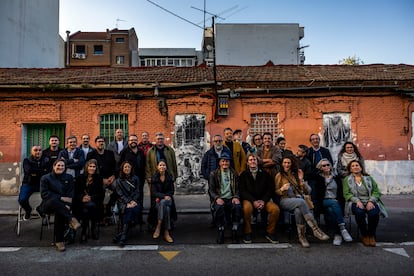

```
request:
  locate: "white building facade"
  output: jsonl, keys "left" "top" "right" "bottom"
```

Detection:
{"left": 0, "top": 0, "right": 64, "bottom": 68}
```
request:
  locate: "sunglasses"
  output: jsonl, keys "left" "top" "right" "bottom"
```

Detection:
{"left": 213, "top": 140, "right": 223, "bottom": 143}
{"left": 321, "top": 164, "right": 330, "bottom": 167}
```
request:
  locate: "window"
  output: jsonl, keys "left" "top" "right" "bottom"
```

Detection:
{"left": 115, "top": 37, "right": 125, "bottom": 43}
{"left": 116, "top": 56, "right": 125, "bottom": 64}
{"left": 100, "top": 113, "right": 128, "bottom": 146}
{"left": 75, "top": 45, "right": 86, "bottom": 54}
{"left": 250, "top": 113, "right": 279, "bottom": 140}
{"left": 93, "top": 45, "right": 103, "bottom": 55}
{"left": 24, "top": 124, "right": 65, "bottom": 157}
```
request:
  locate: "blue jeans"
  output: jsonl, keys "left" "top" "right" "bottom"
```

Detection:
{"left": 18, "top": 184, "right": 39, "bottom": 214}
{"left": 352, "top": 202, "right": 380, "bottom": 236}
{"left": 323, "top": 199, "right": 345, "bottom": 234}
{"left": 121, "top": 205, "right": 142, "bottom": 225}
{"left": 156, "top": 199, "right": 173, "bottom": 230}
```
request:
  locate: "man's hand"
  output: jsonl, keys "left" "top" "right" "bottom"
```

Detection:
{"left": 216, "top": 198, "right": 224, "bottom": 205}
{"left": 232, "top": 197, "right": 240, "bottom": 205}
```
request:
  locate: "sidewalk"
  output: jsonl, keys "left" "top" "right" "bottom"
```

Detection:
{"left": 1, "top": 193, "right": 413, "bottom": 216}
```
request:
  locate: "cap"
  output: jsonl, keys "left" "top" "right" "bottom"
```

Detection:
{"left": 219, "top": 152, "right": 232, "bottom": 161}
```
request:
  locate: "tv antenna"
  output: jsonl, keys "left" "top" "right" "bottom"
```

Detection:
{"left": 146, "top": 0, "right": 203, "bottom": 30}
{"left": 116, "top": 18, "right": 126, "bottom": 28}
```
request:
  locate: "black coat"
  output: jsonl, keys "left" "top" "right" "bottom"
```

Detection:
{"left": 73, "top": 174, "right": 105, "bottom": 217}
{"left": 239, "top": 168, "right": 274, "bottom": 203}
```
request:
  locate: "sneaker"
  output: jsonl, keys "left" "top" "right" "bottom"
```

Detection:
{"left": 243, "top": 233, "right": 252, "bottom": 244}
{"left": 24, "top": 212, "right": 31, "bottom": 221}
{"left": 265, "top": 233, "right": 279, "bottom": 244}
{"left": 69, "top": 217, "right": 81, "bottom": 230}
{"left": 333, "top": 234, "right": 343, "bottom": 246}
{"left": 341, "top": 228, "right": 353, "bottom": 242}
{"left": 55, "top": 242, "right": 66, "bottom": 252}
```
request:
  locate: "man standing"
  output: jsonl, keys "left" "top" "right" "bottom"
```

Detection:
{"left": 256, "top": 132, "right": 282, "bottom": 179}
{"left": 201, "top": 134, "right": 233, "bottom": 180}
{"left": 42, "top": 135, "right": 62, "bottom": 173}
{"left": 145, "top": 132, "right": 177, "bottom": 184}
{"left": 223, "top": 127, "right": 246, "bottom": 175}
{"left": 295, "top": 144, "right": 312, "bottom": 181}
{"left": 138, "top": 131, "right": 153, "bottom": 157}
{"left": 87, "top": 136, "right": 117, "bottom": 223}
{"left": 58, "top": 135, "right": 85, "bottom": 178}
{"left": 107, "top": 128, "right": 128, "bottom": 165}
{"left": 209, "top": 152, "right": 242, "bottom": 244}
{"left": 145, "top": 132, "right": 177, "bottom": 228}
{"left": 18, "top": 145, "right": 48, "bottom": 219}
{"left": 306, "top": 133, "right": 334, "bottom": 215}
{"left": 79, "top": 134, "right": 94, "bottom": 160}
{"left": 239, "top": 153, "right": 280, "bottom": 244}
{"left": 233, "top": 129, "right": 251, "bottom": 154}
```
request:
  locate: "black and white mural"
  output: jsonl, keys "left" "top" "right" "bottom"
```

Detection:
{"left": 322, "top": 113, "right": 351, "bottom": 165}
{"left": 174, "top": 114, "right": 208, "bottom": 194}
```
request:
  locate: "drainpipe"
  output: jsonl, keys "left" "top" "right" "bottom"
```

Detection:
{"left": 66, "top": 31, "right": 70, "bottom": 67}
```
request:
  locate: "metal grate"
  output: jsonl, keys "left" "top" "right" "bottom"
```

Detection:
{"left": 26, "top": 124, "right": 65, "bottom": 156}
{"left": 100, "top": 113, "right": 129, "bottom": 145}
{"left": 250, "top": 113, "right": 279, "bottom": 140}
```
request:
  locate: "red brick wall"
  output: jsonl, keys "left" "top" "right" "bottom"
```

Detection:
{"left": 0, "top": 91, "right": 412, "bottom": 163}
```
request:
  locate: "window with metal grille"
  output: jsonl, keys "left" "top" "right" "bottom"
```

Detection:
{"left": 100, "top": 114, "right": 128, "bottom": 145}
{"left": 250, "top": 113, "right": 279, "bottom": 140}
{"left": 24, "top": 124, "right": 65, "bottom": 157}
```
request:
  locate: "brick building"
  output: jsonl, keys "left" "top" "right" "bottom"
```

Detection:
{"left": 0, "top": 64, "right": 413, "bottom": 196}
{"left": 67, "top": 28, "right": 138, "bottom": 67}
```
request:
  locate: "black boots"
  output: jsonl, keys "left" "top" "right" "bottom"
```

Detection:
{"left": 119, "top": 224, "right": 129, "bottom": 247}
{"left": 216, "top": 227, "right": 225, "bottom": 244}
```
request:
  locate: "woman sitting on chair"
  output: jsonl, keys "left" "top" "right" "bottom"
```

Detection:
{"left": 74, "top": 159, "right": 105, "bottom": 243}
{"left": 113, "top": 161, "right": 141, "bottom": 247}
{"left": 151, "top": 159, "right": 177, "bottom": 243}
{"left": 343, "top": 159, "right": 387, "bottom": 247}
{"left": 315, "top": 158, "right": 352, "bottom": 246}
{"left": 38, "top": 159, "right": 81, "bottom": 252}
{"left": 275, "top": 156, "right": 329, "bottom": 248}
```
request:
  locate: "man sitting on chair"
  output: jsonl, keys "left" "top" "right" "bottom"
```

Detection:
{"left": 239, "top": 153, "right": 280, "bottom": 244}
{"left": 18, "top": 145, "right": 48, "bottom": 220}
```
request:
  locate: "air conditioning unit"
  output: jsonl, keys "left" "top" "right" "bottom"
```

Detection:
{"left": 72, "top": 53, "right": 86, "bottom": 59}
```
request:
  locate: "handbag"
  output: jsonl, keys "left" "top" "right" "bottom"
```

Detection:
{"left": 304, "top": 195, "right": 314, "bottom": 210}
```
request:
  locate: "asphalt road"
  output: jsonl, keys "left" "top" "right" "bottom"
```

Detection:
{"left": 1, "top": 208, "right": 413, "bottom": 275}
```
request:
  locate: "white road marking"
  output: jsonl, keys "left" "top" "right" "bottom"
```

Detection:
{"left": 227, "top": 243, "right": 291, "bottom": 249}
{"left": 383, "top": 248, "right": 410, "bottom": 258}
{"left": 0, "top": 247, "right": 21, "bottom": 252}
{"left": 94, "top": 245, "right": 159, "bottom": 251}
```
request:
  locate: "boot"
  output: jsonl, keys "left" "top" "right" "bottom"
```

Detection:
{"left": 80, "top": 226, "right": 87, "bottom": 244}
{"left": 91, "top": 223, "right": 99, "bottom": 240}
{"left": 304, "top": 214, "right": 329, "bottom": 241}
{"left": 338, "top": 223, "right": 353, "bottom": 242}
{"left": 231, "top": 229, "right": 239, "bottom": 244}
{"left": 119, "top": 224, "right": 129, "bottom": 247}
{"left": 217, "top": 227, "right": 225, "bottom": 244}
{"left": 153, "top": 220, "right": 162, "bottom": 239}
{"left": 297, "top": 224, "right": 310, "bottom": 248}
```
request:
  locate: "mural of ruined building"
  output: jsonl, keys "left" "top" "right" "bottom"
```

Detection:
{"left": 323, "top": 113, "right": 351, "bottom": 165}
{"left": 174, "top": 114, "right": 207, "bottom": 195}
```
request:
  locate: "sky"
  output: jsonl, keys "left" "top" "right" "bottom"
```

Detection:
{"left": 59, "top": 0, "right": 414, "bottom": 65}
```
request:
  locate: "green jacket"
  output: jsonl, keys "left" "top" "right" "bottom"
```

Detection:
{"left": 145, "top": 145, "right": 178, "bottom": 182}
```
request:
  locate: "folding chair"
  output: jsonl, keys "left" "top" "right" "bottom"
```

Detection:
{"left": 15, "top": 192, "right": 42, "bottom": 236}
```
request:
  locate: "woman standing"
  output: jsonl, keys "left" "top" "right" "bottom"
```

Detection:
{"left": 113, "top": 161, "right": 141, "bottom": 247}
{"left": 39, "top": 159, "right": 81, "bottom": 252}
{"left": 275, "top": 156, "right": 329, "bottom": 248}
{"left": 151, "top": 160, "right": 177, "bottom": 243}
{"left": 316, "top": 158, "right": 352, "bottom": 246}
{"left": 74, "top": 159, "right": 105, "bottom": 243}
{"left": 336, "top": 142, "right": 365, "bottom": 179}
{"left": 343, "top": 160, "right": 387, "bottom": 247}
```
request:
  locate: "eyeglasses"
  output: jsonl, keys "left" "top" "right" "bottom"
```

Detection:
{"left": 213, "top": 140, "right": 222, "bottom": 143}
{"left": 321, "top": 164, "right": 330, "bottom": 167}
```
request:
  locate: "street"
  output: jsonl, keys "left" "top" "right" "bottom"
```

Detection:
{"left": 1, "top": 201, "right": 413, "bottom": 276}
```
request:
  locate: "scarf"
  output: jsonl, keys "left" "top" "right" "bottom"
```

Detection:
{"left": 249, "top": 168, "right": 258, "bottom": 180}
{"left": 341, "top": 152, "right": 358, "bottom": 167}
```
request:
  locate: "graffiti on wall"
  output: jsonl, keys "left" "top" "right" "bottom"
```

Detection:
{"left": 322, "top": 113, "right": 351, "bottom": 165}
{"left": 174, "top": 114, "right": 208, "bottom": 195}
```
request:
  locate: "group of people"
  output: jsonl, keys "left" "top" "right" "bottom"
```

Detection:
{"left": 202, "top": 129, "right": 386, "bottom": 248}
{"left": 18, "top": 127, "right": 386, "bottom": 251}
{"left": 19, "top": 131, "right": 178, "bottom": 251}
